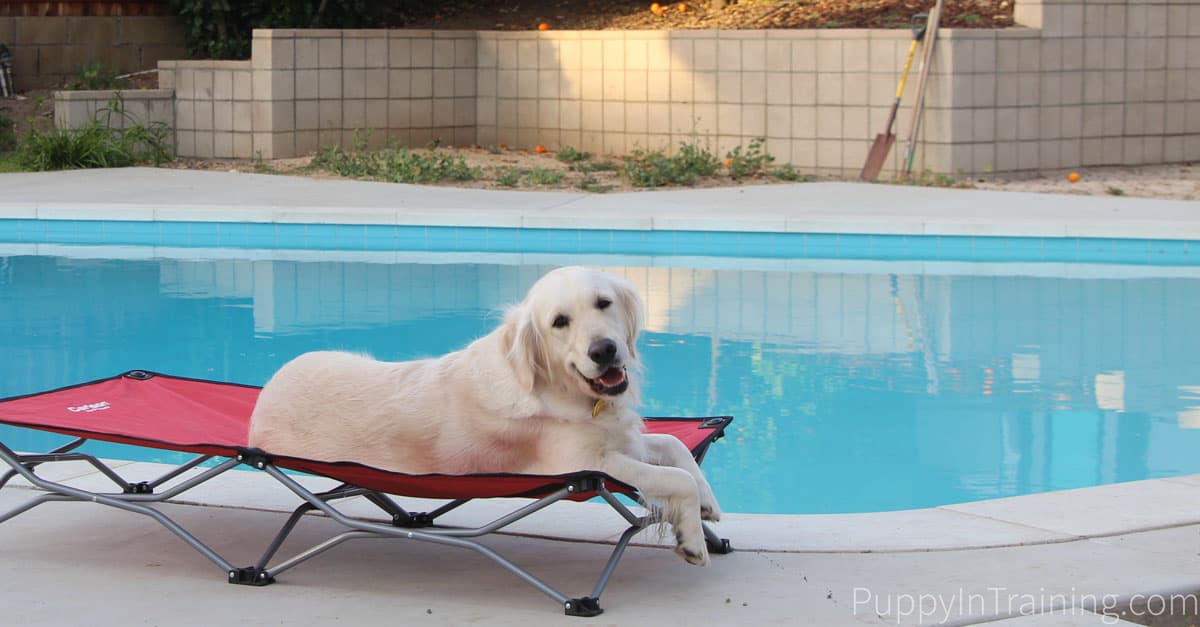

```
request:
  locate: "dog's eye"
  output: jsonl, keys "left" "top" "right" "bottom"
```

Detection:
{"left": 552, "top": 314, "right": 570, "bottom": 329}
{"left": 596, "top": 298, "right": 612, "bottom": 310}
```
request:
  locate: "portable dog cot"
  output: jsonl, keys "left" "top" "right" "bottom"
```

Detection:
{"left": 0, "top": 370, "right": 732, "bottom": 617}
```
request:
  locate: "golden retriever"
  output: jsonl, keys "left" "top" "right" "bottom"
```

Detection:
{"left": 247, "top": 266, "right": 721, "bottom": 564}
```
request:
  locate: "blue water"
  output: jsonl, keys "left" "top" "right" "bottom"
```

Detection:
{"left": 3, "top": 249, "right": 1200, "bottom": 514}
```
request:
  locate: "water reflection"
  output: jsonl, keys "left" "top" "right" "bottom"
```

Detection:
{"left": 3, "top": 254, "right": 1200, "bottom": 514}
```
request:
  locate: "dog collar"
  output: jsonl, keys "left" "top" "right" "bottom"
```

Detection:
{"left": 592, "top": 399, "right": 608, "bottom": 418}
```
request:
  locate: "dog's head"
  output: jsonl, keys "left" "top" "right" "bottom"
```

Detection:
{"left": 503, "top": 266, "right": 644, "bottom": 405}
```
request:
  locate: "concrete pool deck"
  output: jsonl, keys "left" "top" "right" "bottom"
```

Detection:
{"left": 2, "top": 167, "right": 1200, "bottom": 625}
{"left": 1, "top": 167, "right": 1200, "bottom": 241}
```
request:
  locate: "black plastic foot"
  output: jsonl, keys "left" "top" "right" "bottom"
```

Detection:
{"left": 564, "top": 597, "right": 603, "bottom": 617}
{"left": 228, "top": 567, "right": 275, "bottom": 586}
{"left": 706, "top": 536, "right": 733, "bottom": 555}
{"left": 393, "top": 512, "right": 435, "bottom": 528}
{"left": 122, "top": 481, "right": 153, "bottom": 494}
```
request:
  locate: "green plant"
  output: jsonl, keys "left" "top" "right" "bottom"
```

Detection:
{"left": 313, "top": 133, "right": 481, "bottom": 184}
{"left": 525, "top": 167, "right": 564, "bottom": 186}
{"left": 16, "top": 96, "right": 173, "bottom": 171}
{"left": 673, "top": 141, "right": 721, "bottom": 178}
{"left": 0, "top": 112, "right": 16, "bottom": 153}
{"left": 725, "top": 137, "right": 775, "bottom": 180}
{"left": 1106, "top": 186, "right": 1126, "bottom": 196}
{"left": 578, "top": 173, "right": 614, "bottom": 193}
{"left": 555, "top": 145, "right": 591, "bottom": 164}
{"left": 67, "top": 63, "right": 126, "bottom": 91}
{"left": 576, "top": 158, "right": 619, "bottom": 173}
{"left": 0, "top": 152, "right": 21, "bottom": 173}
{"left": 897, "top": 169, "right": 960, "bottom": 188}
{"left": 495, "top": 166, "right": 523, "bottom": 187}
{"left": 769, "top": 164, "right": 811, "bottom": 182}
{"left": 622, "top": 142, "right": 720, "bottom": 188}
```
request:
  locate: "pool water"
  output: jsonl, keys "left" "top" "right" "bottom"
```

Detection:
{"left": 3, "top": 252, "right": 1200, "bottom": 514}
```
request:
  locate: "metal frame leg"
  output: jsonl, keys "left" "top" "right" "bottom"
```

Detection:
{"left": 0, "top": 436, "right": 730, "bottom": 617}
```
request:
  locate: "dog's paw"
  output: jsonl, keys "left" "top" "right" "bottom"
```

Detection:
{"left": 700, "top": 502, "right": 721, "bottom": 522}
{"left": 674, "top": 528, "right": 710, "bottom": 566}
{"left": 674, "top": 542, "right": 710, "bottom": 566}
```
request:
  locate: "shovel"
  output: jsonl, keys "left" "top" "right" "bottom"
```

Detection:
{"left": 859, "top": 14, "right": 928, "bottom": 181}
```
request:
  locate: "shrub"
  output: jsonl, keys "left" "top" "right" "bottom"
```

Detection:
{"left": 166, "top": 0, "right": 395, "bottom": 60}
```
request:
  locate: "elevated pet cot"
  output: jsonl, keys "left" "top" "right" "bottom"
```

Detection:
{"left": 0, "top": 370, "right": 732, "bottom": 617}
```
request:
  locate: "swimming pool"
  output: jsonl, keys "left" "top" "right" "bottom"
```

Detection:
{"left": 3, "top": 240, "right": 1200, "bottom": 514}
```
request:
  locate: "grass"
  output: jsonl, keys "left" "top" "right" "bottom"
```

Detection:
{"left": 0, "top": 152, "right": 22, "bottom": 173}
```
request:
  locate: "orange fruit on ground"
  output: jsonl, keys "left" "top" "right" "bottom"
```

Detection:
{"left": 1067, "top": 171, "right": 1081, "bottom": 183}
{"left": 538, "top": 22, "right": 550, "bottom": 31}
{"left": 535, "top": 144, "right": 548, "bottom": 154}
{"left": 678, "top": 2, "right": 687, "bottom": 11}
{"left": 650, "top": 2, "right": 665, "bottom": 15}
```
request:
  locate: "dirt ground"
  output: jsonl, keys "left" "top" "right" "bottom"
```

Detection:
{"left": 396, "top": 0, "right": 1015, "bottom": 31}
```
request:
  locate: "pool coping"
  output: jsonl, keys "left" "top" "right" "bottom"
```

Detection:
{"left": 1, "top": 167, "right": 1199, "bottom": 241}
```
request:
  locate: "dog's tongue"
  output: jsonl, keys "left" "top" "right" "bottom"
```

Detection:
{"left": 598, "top": 367, "right": 625, "bottom": 387}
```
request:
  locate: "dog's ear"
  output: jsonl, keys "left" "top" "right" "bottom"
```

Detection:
{"left": 503, "top": 305, "right": 550, "bottom": 393}
{"left": 612, "top": 276, "right": 645, "bottom": 360}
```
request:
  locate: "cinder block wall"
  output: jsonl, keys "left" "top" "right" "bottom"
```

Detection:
{"left": 143, "top": 0, "right": 1200, "bottom": 176}
{"left": 159, "top": 60, "right": 254, "bottom": 159}
{"left": 472, "top": 30, "right": 956, "bottom": 177}
{"left": 942, "top": 0, "right": 1200, "bottom": 174}
{"left": 54, "top": 88, "right": 173, "bottom": 130}
{"left": 0, "top": 16, "right": 186, "bottom": 90}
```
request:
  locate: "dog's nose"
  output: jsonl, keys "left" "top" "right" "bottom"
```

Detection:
{"left": 588, "top": 339, "right": 618, "bottom": 365}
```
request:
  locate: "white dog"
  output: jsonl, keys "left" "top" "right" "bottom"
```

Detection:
{"left": 248, "top": 266, "right": 722, "bottom": 564}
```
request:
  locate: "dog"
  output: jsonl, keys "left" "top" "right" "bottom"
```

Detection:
{"left": 248, "top": 266, "right": 722, "bottom": 565}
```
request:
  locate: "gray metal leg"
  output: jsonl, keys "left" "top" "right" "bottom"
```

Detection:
{"left": 0, "top": 440, "right": 242, "bottom": 573}
{"left": 0, "top": 436, "right": 728, "bottom": 617}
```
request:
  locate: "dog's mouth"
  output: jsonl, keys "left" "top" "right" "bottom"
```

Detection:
{"left": 576, "top": 365, "right": 628, "bottom": 396}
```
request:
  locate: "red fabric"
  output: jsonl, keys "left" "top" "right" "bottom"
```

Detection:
{"left": 0, "top": 372, "right": 727, "bottom": 500}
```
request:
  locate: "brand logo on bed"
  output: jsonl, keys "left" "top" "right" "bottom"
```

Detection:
{"left": 67, "top": 401, "right": 110, "bottom": 413}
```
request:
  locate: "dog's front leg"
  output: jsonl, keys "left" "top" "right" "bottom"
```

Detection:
{"left": 640, "top": 433, "right": 721, "bottom": 522}
{"left": 599, "top": 452, "right": 708, "bottom": 566}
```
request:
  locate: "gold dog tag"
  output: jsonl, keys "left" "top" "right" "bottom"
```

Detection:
{"left": 592, "top": 399, "right": 607, "bottom": 418}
